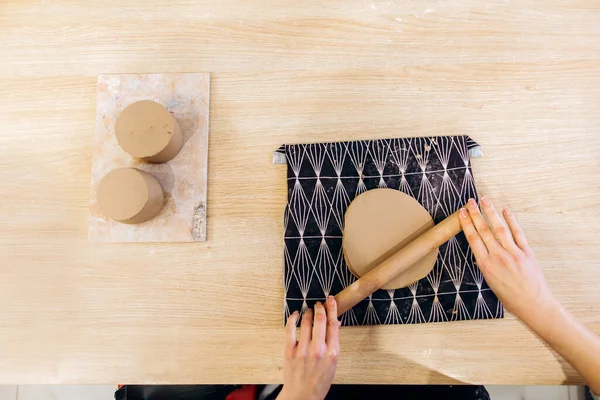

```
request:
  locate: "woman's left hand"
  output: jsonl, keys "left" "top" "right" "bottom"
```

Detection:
{"left": 278, "top": 296, "right": 341, "bottom": 400}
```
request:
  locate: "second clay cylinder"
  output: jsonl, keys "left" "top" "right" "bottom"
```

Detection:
{"left": 97, "top": 167, "right": 164, "bottom": 224}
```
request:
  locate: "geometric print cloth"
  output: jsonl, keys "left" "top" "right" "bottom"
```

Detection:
{"left": 277, "top": 135, "right": 503, "bottom": 326}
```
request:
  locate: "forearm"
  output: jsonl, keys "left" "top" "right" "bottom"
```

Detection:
{"left": 457, "top": 200, "right": 600, "bottom": 392}
{"left": 524, "top": 299, "right": 600, "bottom": 394}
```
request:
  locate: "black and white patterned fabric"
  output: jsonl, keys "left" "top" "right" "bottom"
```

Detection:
{"left": 277, "top": 135, "right": 503, "bottom": 326}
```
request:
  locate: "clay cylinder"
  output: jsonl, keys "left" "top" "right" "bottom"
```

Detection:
{"left": 97, "top": 168, "right": 164, "bottom": 224}
{"left": 115, "top": 100, "right": 183, "bottom": 163}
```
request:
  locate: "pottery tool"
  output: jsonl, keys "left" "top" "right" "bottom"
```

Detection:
{"left": 335, "top": 189, "right": 463, "bottom": 316}
{"left": 342, "top": 189, "right": 438, "bottom": 290}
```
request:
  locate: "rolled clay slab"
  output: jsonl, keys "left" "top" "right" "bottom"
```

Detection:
{"left": 115, "top": 100, "right": 183, "bottom": 163}
{"left": 343, "top": 189, "right": 439, "bottom": 290}
{"left": 97, "top": 168, "right": 164, "bottom": 224}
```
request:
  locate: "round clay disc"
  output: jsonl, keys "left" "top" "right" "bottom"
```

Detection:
{"left": 97, "top": 168, "right": 164, "bottom": 224}
{"left": 115, "top": 100, "right": 183, "bottom": 163}
{"left": 342, "top": 188, "right": 438, "bottom": 290}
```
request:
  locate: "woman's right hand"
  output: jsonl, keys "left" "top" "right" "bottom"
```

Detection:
{"left": 458, "top": 197, "right": 557, "bottom": 327}
{"left": 460, "top": 197, "right": 600, "bottom": 395}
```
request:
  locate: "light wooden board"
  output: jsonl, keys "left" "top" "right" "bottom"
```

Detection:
{"left": 0, "top": 0, "right": 599, "bottom": 385}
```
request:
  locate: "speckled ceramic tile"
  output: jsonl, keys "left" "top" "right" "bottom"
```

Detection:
{"left": 89, "top": 73, "right": 210, "bottom": 242}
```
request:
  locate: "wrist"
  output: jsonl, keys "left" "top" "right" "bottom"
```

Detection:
{"left": 522, "top": 296, "right": 564, "bottom": 337}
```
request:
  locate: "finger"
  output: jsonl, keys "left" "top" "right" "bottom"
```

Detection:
{"left": 480, "top": 197, "right": 519, "bottom": 252}
{"left": 459, "top": 207, "right": 489, "bottom": 261}
{"left": 297, "top": 309, "right": 313, "bottom": 355}
{"left": 325, "top": 296, "right": 340, "bottom": 350}
{"left": 502, "top": 207, "right": 531, "bottom": 252}
{"left": 285, "top": 311, "right": 299, "bottom": 354}
{"left": 311, "top": 302, "right": 327, "bottom": 347}
{"left": 466, "top": 198, "right": 503, "bottom": 252}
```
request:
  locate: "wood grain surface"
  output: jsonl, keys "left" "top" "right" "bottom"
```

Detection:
{"left": 1, "top": 0, "right": 599, "bottom": 385}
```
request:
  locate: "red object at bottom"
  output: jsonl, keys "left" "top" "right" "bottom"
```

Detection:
{"left": 226, "top": 385, "right": 257, "bottom": 400}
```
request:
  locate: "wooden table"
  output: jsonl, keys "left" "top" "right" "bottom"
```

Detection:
{"left": 1, "top": 0, "right": 599, "bottom": 385}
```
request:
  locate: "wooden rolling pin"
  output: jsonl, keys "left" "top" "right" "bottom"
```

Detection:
{"left": 335, "top": 210, "right": 463, "bottom": 317}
